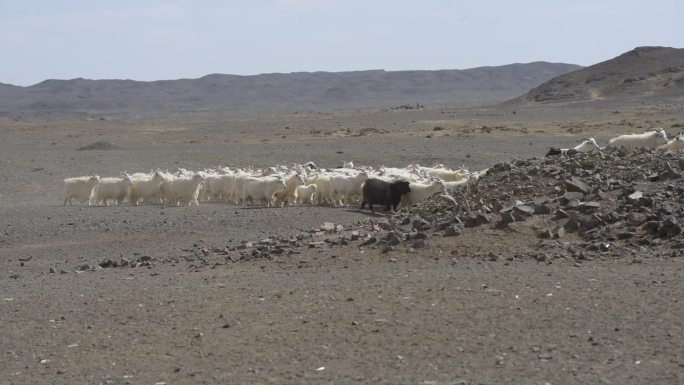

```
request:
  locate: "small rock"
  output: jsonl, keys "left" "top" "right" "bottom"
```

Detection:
{"left": 413, "top": 232, "right": 428, "bottom": 240}
{"left": 626, "top": 212, "right": 647, "bottom": 226}
{"left": 499, "top": 212, "right": 516, "bottom": 226}
{"left": 382, "top": 245, "right": 395, "bottom": 253}
{"left": 539, "top": 229, "right": 554, "bottom": 239}
{"left": 555, "top": 209, "right": 570, "bottom": 219}
{"left": 98, "top": 259, "right": 118, "bottom": 268}
{"left": 555, "top": 226, "right": 566, "bottom": 238}
{"left": 627, "top": 191, "right": 643, "bottom": 202}
{"left": 412, "top": 217, "right": 431, "bottom": 231}
{"left": 658, "top": 216, "right": 682, "bottom": 238}
{"left": 464, "top": 213, "right": 491, "bottom": 227}
{"left": 565, "top": 177, "right": 592, "bottom": 194}
{"left": 376, "top": 218, "right": 392, "bottom": 230}
{"left": 359, "top": 236, "right": 377, "bottom": 247}
{"left": 513, "top": 205, "right": 535, "bottom": 216}
{"left": 77, "top": 264, "right": 91, "bottom": 271}
{"left": 321, "top": 222, "right": 336, "bottom": 233}
{"left": 411, "top": 239, "right": 426, "bottom": 249}
{"left": 443, "top": 225, "right": 461, "bottom": 237}
{"left": 578, "top": 201, "right": 601, "bottom": 211}
{"left": 561, "top": 191, "right": 584, "bottom": 203}
{"left": 534, "top": 203, "right": 552, "bottom": 215}
{"left": 384, "top": 232, "right": 401, "bottom": 246}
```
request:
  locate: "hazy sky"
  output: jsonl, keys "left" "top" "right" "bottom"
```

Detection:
{"left": 1, "top": 0, "right": 683, "bottom": 86}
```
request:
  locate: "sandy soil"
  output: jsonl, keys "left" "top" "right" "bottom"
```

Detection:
{"left": 1, "top": 102, "right": 683, "bottom": 384}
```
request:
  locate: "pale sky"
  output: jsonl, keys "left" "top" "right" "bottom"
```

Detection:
{"left": 1, "top": 0, "right": 682, "bottom": 86}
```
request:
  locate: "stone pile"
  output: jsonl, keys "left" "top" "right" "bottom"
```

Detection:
{"left": 389, "top": 147, "right": 684, "bottom": 259}
{"left": 305, "top": 147, "right": 684, "bottom": 261}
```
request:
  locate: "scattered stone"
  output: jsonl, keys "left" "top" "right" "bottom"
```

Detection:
{"left": 626, "top": 212, "right": 647, "bottom": 226}
{"left": 658, "top": 216, "right": 682, "bottom": 238}
{"left": 555, "top": 209, "right": 570, "bottom": 219}
{"left": 578, "top": 201, "right": 601, "bottom": 212}
{"left": 321, "top": 222, "right": 336, "bottom": 233}
{"left": 464, "top": 213, "right": 491, "bottom": 227}
{"left": 413, "top": 232, "right": 428, "bottom": 240}
{"left": 513, "top": 205, "right": 535, "bottom": 216}
{"left": 359, "top": 236, "right": 377, "bottom": 247}
{"left": 98, "top": 259, "right": 118, "bottom": 268}
{"left": 627, "top": 191, "right": 643, "bottom": 202}
{"left": 412, "top": 217, "right": 431, "bottom": 231}
{"left": 382, "top": 245, "right": 395, "bottom": 253}
{"left": 499, "top": 212, "right": 517, "bottom": 226}
{"left": 539, "top": 229, "right": 554, "bottom": 239}
{"left": 384, "top": 232, "right": 401, "bottom": 246}
{"left": 534, "top": 203, "right": 552, "bottom": 215}
{"left": 443, "top": 225, "right": 461, "bottom": 237}
{"left": 555, "top": 226, "right": 566, "bottom": 238}
{"left": 561, "top": 191, "right": 585, "bottom": 203}
{"left": 411, "top": 239, "right": 426, "bottom": 249}
{"left": 77, "top": 141, "right": 122, "bottom": 151}
{"left": 565, "top": 177, "right": 592, "bottom": 194}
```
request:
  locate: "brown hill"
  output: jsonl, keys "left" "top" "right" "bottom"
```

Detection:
{"left": 513, "top": 46, "right": 684, "bottom": 104}
{"left": 0, "top": 62, "right": 580, "bottom": 118}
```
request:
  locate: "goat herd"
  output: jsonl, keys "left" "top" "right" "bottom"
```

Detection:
{"left": 63, "top": 160, "right": 477, "bottom": 210}
{"left": 63, "top": 128, "right": 683, "bottom": 211}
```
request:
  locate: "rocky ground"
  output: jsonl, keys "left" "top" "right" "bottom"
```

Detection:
{"left": 1, "top": 103, "right": 683, "bottom": 384}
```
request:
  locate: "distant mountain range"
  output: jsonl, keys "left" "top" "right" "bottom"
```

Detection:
{"left": 0, "top": 62, "right": 580, "bottom": 117}
{"left": 514, "top": 46, "right": 684, "bottom": 104}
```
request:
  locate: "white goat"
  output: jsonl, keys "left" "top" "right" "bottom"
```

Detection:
{"left": 411, "top": 164, "right": 467, "bottom": 181}
{"left": 274, "top": 173, "right": 306, "bottom": 206}
{"left": 294, "top": 184, "right": 318, "bottom": 205}
{"left": 224, "top": 172, "right": 253, "bottom": 204}
{"left": 570, "top": 137, "right": 602, "bottom": 153}
{"left": 128, "top": 171, "right": 166, "bottom": 205}
{"left": 378, "top": 166, "right": 421, "bottom": 182}
{"left": 307, "top": 172, "right": 334, "bottom": 205}
{"left": 400, "top": 179, "right": 447, "bottom": 208}
{"left": 161, "top": 173, "right": 205, "bottom": 206}
{"left": 63, "top": 175, "right": 100, "bottom": 205}
{"left": 329, "top": 171, "right": 368, "bottom": 206}
{"left": 241, "top": 176, "right": 287, "bottom": 207}
{"left": 444, "top": 179, "right": 469, "bottom": 192}
{"left": 92, "top": 174, "right": 133, "bottom": 206}
{"left": 607, "top": 128, "right": 668, "bottom": 149}
{"left": 202, "top": 172, "right": 233, "bottom": 202}
{"left": 658, "top": 134, "right": 684, "bottom": 152}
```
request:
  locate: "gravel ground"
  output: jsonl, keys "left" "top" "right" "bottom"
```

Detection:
{"left": 1, "top": 103, "right": 683, "bottom": 384}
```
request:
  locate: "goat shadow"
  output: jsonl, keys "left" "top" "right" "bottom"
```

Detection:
{"left": 345, "top": 207, "right": 395, "bottom": 217}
